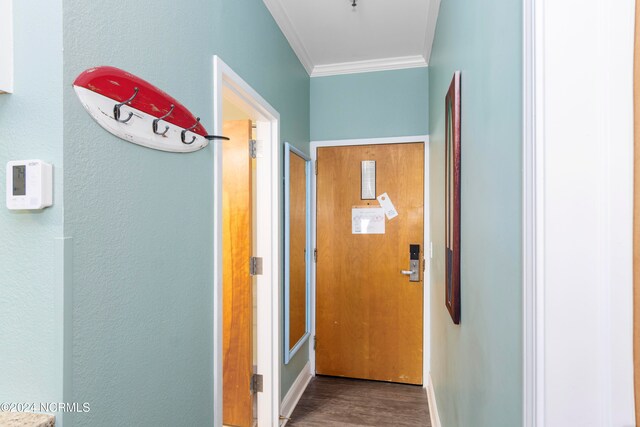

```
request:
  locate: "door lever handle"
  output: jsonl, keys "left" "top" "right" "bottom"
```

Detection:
{"left": 401, "top": 270, "right": 414, "bottom": 275}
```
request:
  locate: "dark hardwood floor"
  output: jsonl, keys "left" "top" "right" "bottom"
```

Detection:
{"left": 286, "top": 376, "right": 431, "bottom": 427}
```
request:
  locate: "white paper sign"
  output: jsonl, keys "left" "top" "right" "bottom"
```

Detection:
{"left": 377, "top": 192, "right": 398, "bottom": 220}
{"left": 352, "top": 207, "right": 385, "bottom": 234}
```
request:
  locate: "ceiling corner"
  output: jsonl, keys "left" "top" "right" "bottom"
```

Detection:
{"left": 263, "top": 0, "right": 314, "bottom": 75}
{"left": 423, "top": 0, "right": 442, "bottom": 66}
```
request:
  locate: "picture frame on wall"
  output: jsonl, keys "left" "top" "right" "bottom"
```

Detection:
{"left": 445, "top": 71, "right": 461, "bottom": 324}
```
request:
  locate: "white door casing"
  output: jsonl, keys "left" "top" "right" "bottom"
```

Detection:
{"left": 523, "top": 0, "right": 636, "bottom": 425}
{"left": 213, "top": 56, "right": 281, "bottom": 427}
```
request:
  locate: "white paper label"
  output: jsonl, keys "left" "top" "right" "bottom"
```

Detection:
{"left": 377, "top": 192, "right": 398, "bottom": 220}
{"left": 352, "top": 207, "right": 385, "bottom": 234}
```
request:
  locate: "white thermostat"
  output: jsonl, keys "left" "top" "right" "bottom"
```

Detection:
{"left": 6, "top": 160, "right": 53, "bottom": 210}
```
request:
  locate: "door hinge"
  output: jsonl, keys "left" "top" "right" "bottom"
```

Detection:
{"left": 250, "top": 256, "right": 263, "bottom": 276}
{"left": 423, "top": 258, "right": 426, "bottom": 272}
{"left": 250, "top": 374, "right": 263, "bottom": 393}
{"left": 313, "top": 249, "right": 317, "bottom": 263}
{"left": 314, "top": 160, "right": 318, "bottom": 175}
{"left": 313, "top": 336, "right": 317, "bottom": 350}
{"left": 249, "top": 139, "right": 257, "bottom": 159}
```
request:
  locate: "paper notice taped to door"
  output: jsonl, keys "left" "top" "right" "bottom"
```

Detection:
{"left": 352, "top": 207, "right": 385, "bottom": 234}
{"left": 377, "top": 193, "right": 398, "bottom": 220}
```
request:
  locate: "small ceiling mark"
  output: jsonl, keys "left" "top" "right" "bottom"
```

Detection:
{"left": 351, "top": 0, "right": 357, "bottom": 8}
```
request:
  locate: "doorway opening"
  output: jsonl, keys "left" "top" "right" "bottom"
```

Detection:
{"left": 315, "top": 142, "right": 424, "bottom": 383}
{"left": 310, "top": 135, "right": 431, "bottom": 384}
{"left": 213, "top": 56, "right": 281, "bottom": 427}
{"left": 285, "top": 135, "right": 434, "bottom": 426}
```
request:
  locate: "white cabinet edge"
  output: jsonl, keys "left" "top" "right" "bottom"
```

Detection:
{"left": 0, "top": 0, "right": 13, "bottom": 94}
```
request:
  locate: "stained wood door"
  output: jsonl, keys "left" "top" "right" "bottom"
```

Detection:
{"left": 316, "top": 143, "right": 424, "bottom": 385}
{"left": 222, "top": 120, "right": 253, "bottom": 427}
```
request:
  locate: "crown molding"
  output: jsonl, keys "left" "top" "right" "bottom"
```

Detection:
{"left": 262, "top": 0, "right": 314, "bottom": 75}
{"left": 423, "top": 0, "right": 441, "bottom": 64}
{"left": 310, "top": 55, "right": 428, "bottom": 78}
{"left": 263, "top": 0, "right": 436, "bottom": 78}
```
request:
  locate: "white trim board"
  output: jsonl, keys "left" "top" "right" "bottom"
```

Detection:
{"left": 309, "top": 135, "right": 431, "bottom": 384}
{"left": 310, "top": 56, "right": 428, "bottom": 78}
{"left": 522, "top": 0, "right": 541, "bottom": 424}
{"left": 426, "top": 374, "right": 442, "bottom": 427}
{"left": 523, "top": 0, "right": 635, "bottom": 425}
{"left": 279, "top": 362, "right": 313, "bottom": 427}
{"left": 213, "top": 56, "right": 281, "bottom": 427}
{"left": 0, "top": 0, "right": 13, "bottom": 93}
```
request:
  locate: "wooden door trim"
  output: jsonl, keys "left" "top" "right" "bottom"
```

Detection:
{"left": 309, "top": 135, "right": 431, "bottom": 387}
{"left": 213, "top": 56, "right": 281, "bottom": 427}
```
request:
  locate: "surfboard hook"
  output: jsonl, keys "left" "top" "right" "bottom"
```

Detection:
{"left": 181, "top": 117, "right": 200, "bottom": 145}
{"left": 152, "top": 104, "right": 174, "bottom": 137}
{"left": 113, "top": 87, "right": 139, "bottom": 123}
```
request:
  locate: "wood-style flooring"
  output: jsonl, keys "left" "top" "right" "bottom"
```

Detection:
{"left": 286, "top": 376, "right": 431, "bottom": 427}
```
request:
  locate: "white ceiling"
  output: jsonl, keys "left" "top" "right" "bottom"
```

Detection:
{"left": 262, "top": 0, "right": 441, "bottom": 77}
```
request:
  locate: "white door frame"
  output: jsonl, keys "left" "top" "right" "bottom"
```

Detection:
{"left": 522, "top": 0, "right": 541, "bottom": 424}
{"left": 523, "top": 0, "right": 636, "bottom": 425}
{"left": 212, "top": 56, "right": 281, "bottom": 427}
{"left": 309, "top": 135, "right": 431, "bottom": 385}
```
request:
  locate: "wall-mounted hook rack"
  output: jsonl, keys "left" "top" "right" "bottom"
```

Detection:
{"left": 73, "top": 66, "right": 230, "bottom": 153}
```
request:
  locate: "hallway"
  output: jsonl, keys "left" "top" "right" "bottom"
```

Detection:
{"left": 286, "top": 376, "right": 430, "bottom": 427}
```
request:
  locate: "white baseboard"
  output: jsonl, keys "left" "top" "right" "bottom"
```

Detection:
{"left": 426, "top": 374, "right": 442, "bottom": 427}
{"left": 280, "top": 361, "right": 312, "bottom": 426}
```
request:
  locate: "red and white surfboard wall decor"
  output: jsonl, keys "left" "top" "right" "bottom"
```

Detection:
{"left": 73, "top": 66, "right": 228, "bottom": 153}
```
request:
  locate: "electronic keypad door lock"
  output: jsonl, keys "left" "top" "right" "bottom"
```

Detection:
{"left": 401, "top": 244, "right": 420, "bottom": 282}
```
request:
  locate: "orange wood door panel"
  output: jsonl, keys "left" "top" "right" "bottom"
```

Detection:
{"left": 289, "top": 151, "right": 308, "bottom": 347}
{"left": 316, "top": 143, "right": 424, "bottom": 385}
{"left": 222, "top": 120, "right": 253, "bottom": 427}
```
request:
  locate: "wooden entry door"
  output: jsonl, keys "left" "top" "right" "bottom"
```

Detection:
{"left": 316, "top": 143, "right": 424, "bottom": 385}
{"left": 222, "top": 120, "right": 254, "bottom": 427}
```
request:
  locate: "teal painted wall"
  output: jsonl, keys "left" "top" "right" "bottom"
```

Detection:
{"left": 61, "top": 0, "right": 309, "bottom": 425}
{"left": 310, "top": 68, "right": 429, "bottom": 141}
{"left": 428, "top": 1, "right": 523, "bottom": 426}
{"left": 0, "top": 0, "right": 64, "bottom": 409}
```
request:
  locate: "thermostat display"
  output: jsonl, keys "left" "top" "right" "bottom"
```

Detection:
{"left": 6, "top": 160, "right": 53, "bottom": 210}
{"left": 13, "top": 165, "right": 26, "bottom": 196}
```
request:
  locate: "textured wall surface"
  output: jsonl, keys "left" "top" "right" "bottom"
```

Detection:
{"left": 310, "top": 68, "right": 429, "bottom": 141}
{"left": 0, "top": 0, "right": 64, "bottom": 408}
{"left": 428, "top": 1, "right": 523, "bottom": 426}
{"left": 61, "top": 0, "right": 309, "bottom": 425}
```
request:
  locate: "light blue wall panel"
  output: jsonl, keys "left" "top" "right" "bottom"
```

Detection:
{"left": 0, "top": 0, "right": 64, "bottom": 408}
{"left": 428, "top": 1, "right": 523, "bottom": 426}
{"left": 61, "top": 0, "right": 309, "bottom": 425}
{"left": 311, "top": 68, "right": 429, "bottom": 141}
